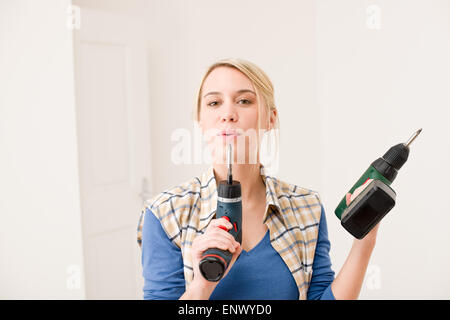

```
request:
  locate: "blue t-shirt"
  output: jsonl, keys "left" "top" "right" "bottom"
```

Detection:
{"left": 141, "top": 205, "right": 335, "bottom": 300}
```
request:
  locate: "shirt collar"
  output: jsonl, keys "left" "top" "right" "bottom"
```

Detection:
{"left": 199, "top": 163, "right": 282, "bottom": 223}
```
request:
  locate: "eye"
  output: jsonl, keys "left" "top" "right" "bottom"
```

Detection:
{"left": 238, "top": 99, "right": 252, "bottom": 105}
{"left": 207, "top": 101, "right": 219, "bottom": 107}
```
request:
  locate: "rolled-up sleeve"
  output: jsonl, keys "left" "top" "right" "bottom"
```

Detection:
{"left": 307, "top": 204, "right": 336, "bottom": 300}
{"left": 141, "top": 207, "right": 185, "bottom": 300}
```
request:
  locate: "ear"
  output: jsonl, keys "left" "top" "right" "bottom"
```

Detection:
{"left": 269, "top": 108, "right": 277, "bottom": 130}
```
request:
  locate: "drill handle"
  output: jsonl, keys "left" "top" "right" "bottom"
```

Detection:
{"left": 216, "top": 201, "right": 242, "bottom": 244}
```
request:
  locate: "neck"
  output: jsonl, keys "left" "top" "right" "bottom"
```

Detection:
{"left": 212, "top": 162, "right": 265, "bottom": 202}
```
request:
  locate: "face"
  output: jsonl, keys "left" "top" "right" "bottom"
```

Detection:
{"left": 199, "top": 66, "right": 275, "bottom": 165}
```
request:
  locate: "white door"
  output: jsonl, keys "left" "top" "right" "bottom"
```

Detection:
{"left": 73, "top": 8, "right": 152, "bottom": 299}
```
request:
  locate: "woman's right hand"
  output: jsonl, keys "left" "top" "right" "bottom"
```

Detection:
{"left": 188, "top": 217, "right": 242, "bottom": 298}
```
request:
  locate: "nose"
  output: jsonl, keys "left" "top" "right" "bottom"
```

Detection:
{"left": 220, "top": 103, "right": 238, "bottom": 123}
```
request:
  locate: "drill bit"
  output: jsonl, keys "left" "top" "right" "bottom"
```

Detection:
{"left": 227, "top": 143, "right": 233, "bottom": 184}
{"left": 404, "top": 128, "right": 422, "bottom": 148}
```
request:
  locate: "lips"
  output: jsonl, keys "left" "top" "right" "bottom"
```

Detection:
{"left": 217, "top": 129, "right": 240, "bottom": 137}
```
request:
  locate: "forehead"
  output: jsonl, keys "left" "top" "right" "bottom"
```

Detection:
{"left": 202, "top": 66, "right": 254, "bottom": 93}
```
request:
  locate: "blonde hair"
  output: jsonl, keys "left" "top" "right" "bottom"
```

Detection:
{"left": 193, "top": 58, "right": 280, "bottom": 168}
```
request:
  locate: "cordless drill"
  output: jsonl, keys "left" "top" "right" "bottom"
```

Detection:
{"left": 199, "top": 143, "right": 242, "bottom": 282}
{"left": 335, "top": 129, "right": 422, "bottom": 239}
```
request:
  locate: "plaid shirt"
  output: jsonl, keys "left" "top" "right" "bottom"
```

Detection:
{"left": 137, "top": 164, "right": 323, "bottom": 300}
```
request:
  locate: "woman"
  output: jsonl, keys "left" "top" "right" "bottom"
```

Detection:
{"left": 137, "top": 58, "right": 379, "bottom": 300}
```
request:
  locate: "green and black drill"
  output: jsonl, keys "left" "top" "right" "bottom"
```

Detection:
{"left": 335, "top": 129, "right": 422, "bottom": 239}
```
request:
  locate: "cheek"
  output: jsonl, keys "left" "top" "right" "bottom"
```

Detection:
{"left": 200, "top": 121, "right": 220, "bottom": 145}
{"left": 199, "top": 107, "right": 219, "bottom": 125}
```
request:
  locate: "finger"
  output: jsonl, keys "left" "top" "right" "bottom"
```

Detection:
{"left": 350, "top": 191, "right": 357, "bottom": 203}
{"left": 208, "top": 228, "right": 240, "bottom": 246}
{"left": 357, "top": 178, "right": 373, "bottom": 193}
{"left": 350, "top": 188, "right": 362, "bottom": 202}
{"left": 346, "top": 193, "right": 352, "bottom": 206}
{"left": 208, "top": 218, "right": 233, "bottom": 231}
{"left": 223, "top": 244, "right": 242, "bottom": 278}
{"left": 218, "top": 225, "right": 229, "bottom": 232}
{"left": 213, "top": 233, "right": 239, "bottom": 252}
{"left": 230, "top": 246, "right": 241, "bottom": 265}
{"left": 197, "top": 237, "right": 237, "bottom": 254}
{"left": 351, "top": 179, "right": 374, "bottom": 202}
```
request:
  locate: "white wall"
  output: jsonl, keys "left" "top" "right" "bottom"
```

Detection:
{"left": 316, "top": 0, "right": 450, "bottom": 298}
{"left": 2, "top": 0, "right": 448, "bottom": 299}
{"left": 142, "top": 0, "right": 321, "bottom": 193}
{"left": 0, "top": 0, "right": 86, "bottom": 298}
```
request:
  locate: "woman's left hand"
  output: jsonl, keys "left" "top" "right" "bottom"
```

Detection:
{"left": 346, "top": 178, "right": 380, "bottom": 246}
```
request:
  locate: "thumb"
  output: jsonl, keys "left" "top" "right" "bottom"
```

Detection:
{"left": 346, "top": 192, "right": 352, "bottom": 206}
{"left": 348, "top": 178, "right": 374, "bottom": 205}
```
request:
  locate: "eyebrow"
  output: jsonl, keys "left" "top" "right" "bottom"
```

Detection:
{"left": 203, "top": 89, "right": 256, "bottom": 98}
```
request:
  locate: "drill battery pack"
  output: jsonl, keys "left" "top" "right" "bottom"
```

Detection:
{"left": 341, "top": 179, "right": 396, "bottom": 239}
